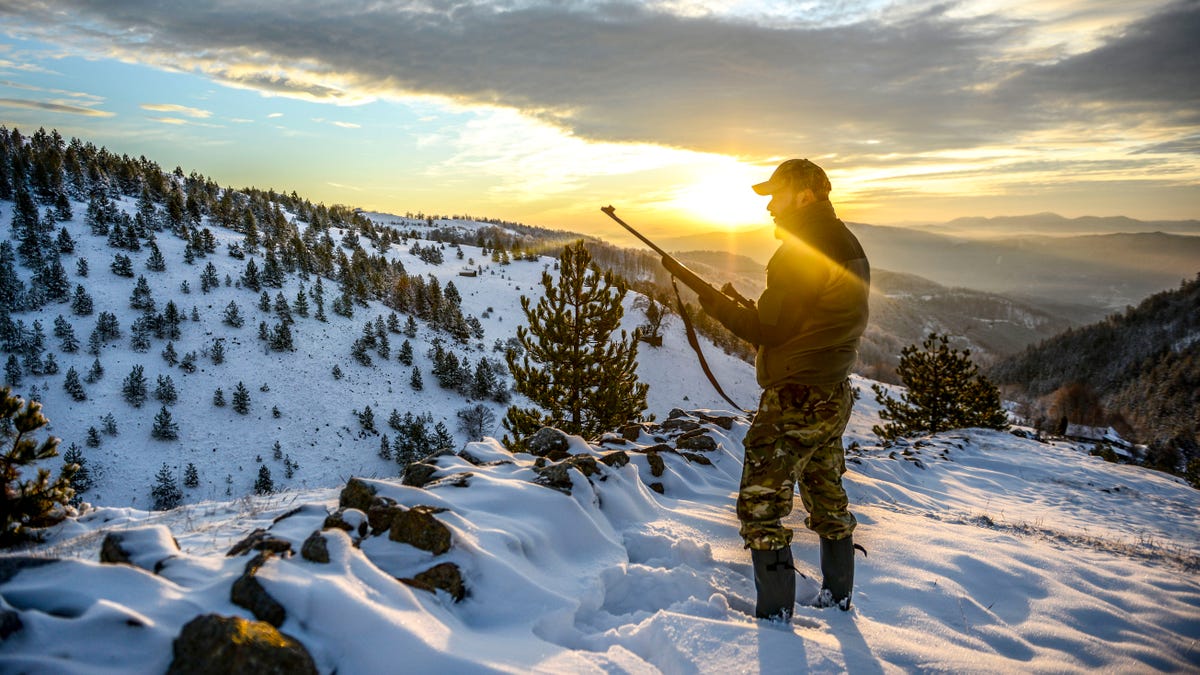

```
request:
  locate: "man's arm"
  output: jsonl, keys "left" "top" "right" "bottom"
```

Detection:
{"left": 700, "top": 262, "right": 823, "bottom": 347}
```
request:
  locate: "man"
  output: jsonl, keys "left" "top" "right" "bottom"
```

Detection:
{"left": 694, "top": 158, "right": 869, "bottom": 619}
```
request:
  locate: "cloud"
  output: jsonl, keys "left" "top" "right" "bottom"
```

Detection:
{"left": 0, "top": 96, "right": 114, "bottom": 117}
{"left": 1, "top": 0, "right": 1196, "bottom": 171}
{"left": 331, "top": 121, "right": 360, "bottom": 128}
{"left": 140, "top": 102, "right": 212, "bottom": 118}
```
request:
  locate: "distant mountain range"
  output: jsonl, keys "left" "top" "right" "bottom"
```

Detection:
{"left": 914, "top": 212, "right": 1200, "bottom": 238}
{"left": 660, "top": 214, "right": 1200, "bottom": 311}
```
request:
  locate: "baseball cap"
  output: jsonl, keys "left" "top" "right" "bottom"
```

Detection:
{"left": 752, "top": 159, "right": 831, "bottom": 196}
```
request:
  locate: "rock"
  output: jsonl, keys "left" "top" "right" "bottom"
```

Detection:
{"left": 599, "top": 451, "right": 630, "bottom": 468}
{"left": 696, "top": 412, "right": 735, "bottom": 430}
{"left": 388, "top": 506, "right": 452, "bottom": 555}
{"left": 338, "top": 477, "right": 378, "bottom": 511}
{"left": 676, "top": 433, "right": 717, "bottom": 452}
{"left": 230, "top": 553, "right": 287, "bottom": 628}
{"left": 667, "top": 408, "right": 688, "bottom": 420}
{"left": 525, "top": 427, "right": 572, "bottom": 460}
{"left": 403, "top": 448, "right": 458, "bottom": 488}
{"left": 661, "top": 418, "right": 701, "bottom": 433}
{"left": 646, "top": 450, "right": 666, "bottom": 477}
{"left": 300, "top": 531, "right": 329, "bottom": 564}
{"left": 597, "top": 432, "right": 628, "bottom": 446}
{"left": 534, "top": 462, "right": 574, "bottom": 493}
{"left": 100, "top": 525, "right": 181, "bottom": 573}
{"left": 0, "top": 610, "right": 22, "bottom": 640}
{"left": 679, "top": 451, "right": 713, "bottom": 466}
{"left": 323, "top": 508, "right": 368, "bottom": 539}
{"left": 649, "top": 482, "right": 665, "bottom": 494}
{"left": 166, "top": 613, "right": 316, "bottom": 675}
{"left": 427, "top": 472, "right": 473, "bottom": 488}
{"left": 401, "top": 562, "right": 467, "bottom": 602}
{"left": 226, "top": 529, "right": 293, "bottom": 558}
{"left": 619, "top": 424, "right": 643, "bottom": 441}
{"left": 367, "top": 502, "right": 404, "bottom": 535}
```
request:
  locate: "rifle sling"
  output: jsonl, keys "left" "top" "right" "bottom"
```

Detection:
{"left": 671, "top": 278, "right": 744, "bottom": 412}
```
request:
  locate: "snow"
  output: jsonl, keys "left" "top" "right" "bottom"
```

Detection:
{"left": 3, "top": 197, "right": 1199, "bottom": 672}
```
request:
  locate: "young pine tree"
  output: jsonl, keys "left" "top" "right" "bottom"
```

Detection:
{"left": 504, "top": 241, "right": 648, "bottom": 442}
{"left": 871, "top": 333, "right": 1009, "bottom": 440}
{"left": 150, "top": 463, "right": 182, "bottom": 511}
{"left": 151, "top": 406, "right": 179, "bottom": 440}
{"left": 232, "top": 382, "right": 251, "bottom": 414}
{"left": 254, "top": 464, "right": 274, "bottom": 495}
{"left": 1, "top": 387, "right": 77, "bottom": 544}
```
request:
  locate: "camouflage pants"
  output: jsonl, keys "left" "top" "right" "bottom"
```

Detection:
{"left": 738, "top": 379, "right": 856, "bottom": 550}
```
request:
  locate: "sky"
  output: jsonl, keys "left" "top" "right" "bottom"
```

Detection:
{"left": 0, "top": 0, "right": 1198, "bottom": 240}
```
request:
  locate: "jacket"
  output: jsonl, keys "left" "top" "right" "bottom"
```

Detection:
{"left": 702, "top": 200, "right": 870, "bottom": 387}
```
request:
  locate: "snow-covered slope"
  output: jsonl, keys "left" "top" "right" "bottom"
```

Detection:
{"left": 2, "top": 384, "right": 1197, "bottom": 673}
{"left": 1, "top": 194, "right": 756, "bottom": 507}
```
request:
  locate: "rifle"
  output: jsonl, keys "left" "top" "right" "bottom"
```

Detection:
{"left": 600, "top": 205, "right": 749, "bottom": 411}
{"left": 601, "top": 206, "right": 755, "bottom": 309}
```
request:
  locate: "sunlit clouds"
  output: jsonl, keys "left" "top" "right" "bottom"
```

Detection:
{"left": 0, "top": 0, "right": 1195, "bottom": 233}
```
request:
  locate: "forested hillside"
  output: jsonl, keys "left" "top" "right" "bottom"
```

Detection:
{"left": 989, "top": 275, "right": 1200, "bottom": 471}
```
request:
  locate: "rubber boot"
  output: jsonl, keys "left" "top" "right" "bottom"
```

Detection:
{"left": 817, "top": 536, "right": 854, "bottom": 610}
{"left": 751, "top": 547, "right": 795, "bottom": 620}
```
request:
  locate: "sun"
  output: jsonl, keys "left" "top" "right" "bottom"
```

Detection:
{"left": 665, "top": 159, "right": 772, "bottom": 229}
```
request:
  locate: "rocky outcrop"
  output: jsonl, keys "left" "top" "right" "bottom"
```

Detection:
{"left": 388, "top": 506, "right": 452, "bottom": 555}
{"left": 401, "top": 562, "right": 466, "bottom": 602}
{"left": 230, "top": 553, "right": 287, "bottom": 628}
{"left": 226, "top": 528, "right": 294, "bottom": 558}
{"left": 166, "top": 613, "right": 316, "bottom": 675}
{"left": 100, "top": 525, "right": 182, "bottom": 573}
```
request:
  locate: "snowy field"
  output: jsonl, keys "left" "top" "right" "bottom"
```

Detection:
{"left": 3, "top": 386, "right": 1197, "bottom": 673}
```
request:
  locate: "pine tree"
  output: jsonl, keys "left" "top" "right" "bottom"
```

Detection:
{"left": 63, "top": 443, "right": 93, "bottom": 503}
{"left": 410, "top": 366, "right": 423, "bottom": 391}
{"left": 162, "top": 341, "right": 178, "bottom": 366}
{"left": 378, "top": 434, "right": 392, "bottom": 460}
{"left": 872, "top": 333, "right": 1009, "bottom": 440}
{"left": 356, "top": 406, "right": 377, "bottom": 434}
{"left": 63, "top": 366, "right": 86, "bottom": 401}
{"left": 213, "top": 387, "right": 226, "bottom": 407}
{"left": 150, "top": 463, "right": 182, "bottom": 510}
{"left": 151, "top": 406, "right": 179, "bottom": 440}
{"left": 101, "top": 413, "right": 118, "bottom": 435}
{"left": 254, "top": 464, "right": 274, "bottom": 495}
{"left": 232, "top": 381, "right": 251, "bottom": 414}
{"left": 85, "top": 426, "right": 101, "bottom": 448}
{"left": 154, "top": 375, "right": 178, "bottom": 405}
{"left": 184, "top": 462, "right": 199, "bottom": 488}
{"left": 503, "top": 241, "right": 648, "bottom": 442}
{"left": 331, "top": 364, "right": 344, "bottom": 380}
{"left": 4, "top": 354, "right": 21, "bottom": 388}
{"left": 222, "top": 301, "right": 244, "bottom": 327}
{"left": 398, "top": 339, "right": 413, "bottom": 365}
{"left": 122, "top": 365, "right": 148, "bottom": 407}
{"left": 1, "top": 386, "right": 77, "bottom": 543}
{"left": 85, "top": 358, "right": 104, "bottom": 384}
{"left": 211, "top": 338, "right": 225, "bottom": 364}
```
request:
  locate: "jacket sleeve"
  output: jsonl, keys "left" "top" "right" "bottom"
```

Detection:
{"left": 700, "top": 256, "right": 824, "bottom": 347}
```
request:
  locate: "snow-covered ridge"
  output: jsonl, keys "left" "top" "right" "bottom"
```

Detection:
{"left": 3, "top": 396, "right": 1198, "bottom": 672}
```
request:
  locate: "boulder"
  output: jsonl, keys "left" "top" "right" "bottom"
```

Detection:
{"left": 230, "top": 553, "right": 287, "bottom": 628}
{"left": 524, "top": 427, "right": 571, "bottom": 460}
{"left": 367, "top": 502, "right": 405, "bottom": 536}
{"left": 166, "top": 613, "right": 316, "bottom": 675}
{"left": 649, "top": 482, "right": 665, "bottom": 494}
{"left": 679, "top": 451, "right": 713, "bottom": 466}
{"left": 323, "top": 508, "right": 368, "bottom": 539}
{"left": 402, "top": 449, "right": 458, "bottom": 488}
{"left": 645, "top": 450, "right": 666, "bottom": 478}
{"left": 696, "top": 412, "right": 735, "bottom": 430}
{"left": 225, "top": 529, "right": 293, "bottom": 558}
{"left": 676, "top": 433, "right": 717, "bottom": 452}
{"left": 401, "top": 562, "right": 467, "bottom": 602}
{"left": 661, "top": 418, "right": 701, "bottom": 433}
{"left": 388, "top": 506, "right": 452, "bottom": 555}
{"left": 338, "top": 477, "right": 378, "bottom": 511}
{"left": 100, "top": 525, "right": 181, "bottom": 573}
{"left": 300, "top": 531, "right": 329, "bottom": 564}
{"left": 599, "top": 451, "right": 630, "bottom": 469}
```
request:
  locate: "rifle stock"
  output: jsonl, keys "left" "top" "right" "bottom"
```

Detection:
{"left": 601, "top": 206, "right": 754, "bottom": 309}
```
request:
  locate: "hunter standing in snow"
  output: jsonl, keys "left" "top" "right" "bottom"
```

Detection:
{"left": 696, "top": 158, "right": 870, "bottom": 619}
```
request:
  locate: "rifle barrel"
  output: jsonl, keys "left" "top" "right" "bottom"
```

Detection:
{"left": 601, "top": 206, "right": 669, "bottom": 258}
